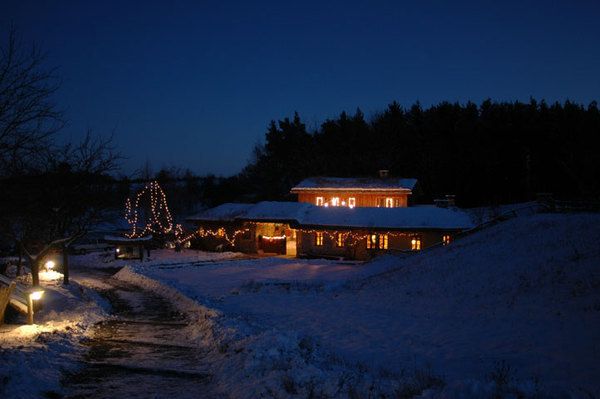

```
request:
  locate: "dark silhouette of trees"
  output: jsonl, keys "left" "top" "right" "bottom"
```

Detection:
{"left": 0, "top": 27, "right": 64, "bottom": 177}
{"left": 235, "top": 99, "right": 600, "bottom": 207}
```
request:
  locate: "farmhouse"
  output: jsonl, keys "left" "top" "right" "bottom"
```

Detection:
{"left": 189, "top": 172, "right": 473, "bottom": 260}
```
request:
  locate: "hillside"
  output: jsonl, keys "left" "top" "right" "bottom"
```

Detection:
{"left": 352, "top": 212, "right": 600, "bottom": 395}
{"left": 105, "top": 212, "right": 600, "bottom": 397}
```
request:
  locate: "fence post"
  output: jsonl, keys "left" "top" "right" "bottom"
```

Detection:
{"left": 27, "top": 294, "right": 34, "bottom": 325}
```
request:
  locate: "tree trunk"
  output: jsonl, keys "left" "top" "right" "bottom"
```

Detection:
{"left": 17, "top": 247, "right": 23, "bottom": 276}
{"left": 31, "top": 259, "right": 40, "bottom": 287}
{"left": 62, "top": 244, "right": 69, "bottom": 285}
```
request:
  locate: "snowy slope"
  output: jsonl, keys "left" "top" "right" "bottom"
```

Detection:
{"left": 113, "top": 213, "right": 600, "bottom": 398}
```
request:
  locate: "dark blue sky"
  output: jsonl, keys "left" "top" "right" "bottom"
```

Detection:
{"left": 3, "top": 1, "right": 599, "bottom": 176}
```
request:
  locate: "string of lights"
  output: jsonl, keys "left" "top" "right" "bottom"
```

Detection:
{"left": 194, "top": 227, "right": 251, "bottom": 246}
{"left": 185, "top": 224, "right": 422, "bottom": 249}
{"left": 125, "top": 181, "right": 183, "bottom": 239}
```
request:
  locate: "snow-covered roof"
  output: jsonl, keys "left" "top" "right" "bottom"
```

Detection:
{"left": 189, "top": 201, "right": 473, "bottom": 230}
{"left": 188, "top": 203, "right": 255, "bottom": 222}
{"left": 299, "top": 205, "right": 473, "bottom": 230}
{"left": 291, "top": 177, "right": 418, "bottom": 193}
{"left": 242, "top": 201, "right": 313, "bottom": 221}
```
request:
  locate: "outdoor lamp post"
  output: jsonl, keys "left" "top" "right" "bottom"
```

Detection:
{"left": 44, "top": 260, "right": 55, "bottom": 272}
{"left": 27, "top": 289, "right": 44, "bottom": 325}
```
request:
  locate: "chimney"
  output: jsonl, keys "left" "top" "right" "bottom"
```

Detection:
{"left": 378, "top": 169, "right": 389, "bottom": 179}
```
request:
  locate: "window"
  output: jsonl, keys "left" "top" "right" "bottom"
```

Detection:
{"left": 367, "top": 233, "right": 388, "bottom": 250}
{"left": 385, "top": 197, "right": 394, "bottom": 208}
{"left": 411, "top": 237, "right": 421, "bottom": 251}
{"left": 366, "top": 234, "right": 377, "bottom": 249}
{"left": 378, "top": 234, "right": 388, "bottom": 249}
{"left": 316, "top": 197, "right": 324, "bottom": 206}
{"left": 331, "top": 197, "right": 340, "bottom": 206}
{"left": 442, "top": 235, "right": 451, "bottom": 245}
{"left": 348, "top": 197, "right": 356, "bottom": 208}
{"left": 336, "top": 233, "right": 344, "bottom": 247}
{"left": 315, "top": 232, "right": 324, "bottom": 246}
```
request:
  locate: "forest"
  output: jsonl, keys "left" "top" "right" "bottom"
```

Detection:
{"left": 232, "top": 99, "right": 600, "bottom": 207}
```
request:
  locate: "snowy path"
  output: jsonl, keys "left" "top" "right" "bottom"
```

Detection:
{"left": 63, "top": 269, "right": 216, "bottom": 399}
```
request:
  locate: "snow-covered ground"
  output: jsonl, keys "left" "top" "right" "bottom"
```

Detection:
{"left": 2, "top": 212, "right": 598, "bottom": 398}
{"left": 0, "top": 272, "right": 109, "bottom": 398}
{"left": 114, "top": 213, "right": 600, "bottom": 398}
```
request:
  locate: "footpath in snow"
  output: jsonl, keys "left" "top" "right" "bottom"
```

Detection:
{"left": 2, "top": 212, "right": 599, "bottom": 398}
{"left": 114, "top": 213, "right": 600, "bottom": 398}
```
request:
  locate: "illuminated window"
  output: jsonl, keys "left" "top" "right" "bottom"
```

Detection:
{"left": 367, "top": 233, "right": 388, "bottom": 250}
{"left": 366, "top": 234, "right": 377, "bottom": 249}
{"left": 316, "top": 197, "right": 324, "bottom": 206}
{"left": 218, "top": 228, "right": 225, "bottom": 237}
{"left": 442, "top": 235, "right": 451, "bottom": 245}
{"left": 315, "top": 232, "right": 324, "bottom": 246}
{"left": 385, "top": 197, "right": 394, "bottom": 208}
{"left": 348, "top": 197, "right": 356, "bottom": 208}
{"left": 411, "top": 237, "right": 421, "bottom": 251}
{"left": 336, "top": 233, "right": 344, "bottom": 247}
{"left": 378, "top": 234, "right": 388, "bottom": 249}
{"left": 331, "top": 197, "right": 340, "bottom": 206}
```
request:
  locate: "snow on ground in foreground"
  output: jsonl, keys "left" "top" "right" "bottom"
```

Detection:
{"left": 117, "top": 213, "right": 600, "bottom": 398}
{"left": 0, "top": 274, "right": 109, "bottom": 398}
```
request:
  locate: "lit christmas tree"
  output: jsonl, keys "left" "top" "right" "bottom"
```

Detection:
{"left": 124, "top": 181, "right": 183, "bottom": 241}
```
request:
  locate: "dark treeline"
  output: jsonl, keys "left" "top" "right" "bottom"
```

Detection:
{"left": 79, "top": 97, "right": 600, "bottom": 219}
{"left": 233, "top": 99, "right": 600, "bottom": 207}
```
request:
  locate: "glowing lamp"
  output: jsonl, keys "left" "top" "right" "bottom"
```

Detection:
{"left": 116, "top": 248, "right": 120, "bottom": 253}
{"left": 44, "top": 260, "right": 55, "bottom": 271}
{"left": 29, "top": 290, "right": 44, "bottom": 301}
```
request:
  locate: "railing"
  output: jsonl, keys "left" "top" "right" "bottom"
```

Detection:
{"left": 415, "top": 202, "right": 548, "bottom": 255}
{"left": 0, "top": 274, "right": 41, "bottom": 324}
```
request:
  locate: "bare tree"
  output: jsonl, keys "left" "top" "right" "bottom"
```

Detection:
{"left": 0, "top": 132, "right": 121, "bottom": 285}
{"left": 0, "top": 26, "right": 64, "bottom": 176}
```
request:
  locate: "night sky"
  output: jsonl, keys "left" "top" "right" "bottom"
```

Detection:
{"left": 3, "top": 1, "right": 599, "bottom": 176}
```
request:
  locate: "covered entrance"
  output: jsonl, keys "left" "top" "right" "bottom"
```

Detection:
{"left": 259, "top": 235, "right": 286, "bottom": 254}
{"left": 255, "top": 223, "right": 296, "bottom": 255}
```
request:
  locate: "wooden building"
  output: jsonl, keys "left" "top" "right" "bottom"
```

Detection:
{"left": 290, "top": 171, "right": 417, "bottom": 208}
{"left": 189, "top": 173, "right": 472, "bottom": 260}
{"left": 188, "top": 201, "right": 473, "bottom": 261}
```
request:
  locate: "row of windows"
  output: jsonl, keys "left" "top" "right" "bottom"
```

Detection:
{"left": 316, "top": 196, "right": 356, "bottom": 208}
{"left": 315, "top": 196, "right": 405, "bottom": 208}
{"left": 314, "top": 233, "right": 452, "bottom": 250}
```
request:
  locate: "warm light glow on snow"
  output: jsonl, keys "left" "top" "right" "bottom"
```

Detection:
{"left": 29, "top": 290, "right": 44, "bottom": 301}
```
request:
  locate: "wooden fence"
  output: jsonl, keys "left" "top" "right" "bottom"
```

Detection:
{"left": 0, "top": 274, "right": 38, "bottom": 324}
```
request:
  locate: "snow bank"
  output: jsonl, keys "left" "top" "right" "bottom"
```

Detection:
{"left": 113, "top": 264, "right": 444, "bottom": 398}
{"left": 103, "top": 214, "right": 600, "bottom": 397}
{"left": 0, "top": 279, "right": 108, "bottom": 398}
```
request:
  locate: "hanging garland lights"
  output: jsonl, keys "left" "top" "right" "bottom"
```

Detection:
{"left": 295, "top": 228, "right": 416, "bottom": 247}
{"left": 186, "top": 223, "right": 419, "bottom": 249}
{"left": 190, "top": 227, "right": 251, "bottom": 246}
{"left": 125, "top": 180, "right": 183, "bottom": 239}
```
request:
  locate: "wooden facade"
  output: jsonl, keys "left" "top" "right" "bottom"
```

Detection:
{"left": 296, "top": 229, "right": 453, "bottom": 260}
{"left": 191, "top": 219, "right": 458, "bottom": 261}
{"left": 297, "top": 191, "right": 409, "bottom": 208}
